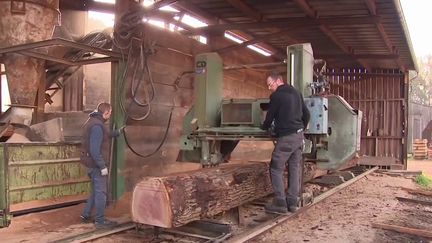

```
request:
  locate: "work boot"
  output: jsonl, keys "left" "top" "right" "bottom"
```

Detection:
{"left": 287, "top": 198, "right": 299, "bottom": 213}
{"left": 80, "top": 215, "right": 92, "bottom": 224}
{"left": 265, "top": 198, "right": 288, "bottom": 214}
{"left": 95, "top": 219, "right": 118, "bottom": 229}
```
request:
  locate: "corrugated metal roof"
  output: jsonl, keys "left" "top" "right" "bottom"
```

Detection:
{"left": 61, "top": 0, "right": 417, "bottom": 71}
{"left": 171, "top": 0, "right": 416, "bottom": 71}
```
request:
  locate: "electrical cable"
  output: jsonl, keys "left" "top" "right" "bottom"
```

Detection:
{"left": 123, "top": 106, "right": 174, "bottom": 158}
{"left": 112, "top": 9, "right": 183, "bottom": 158}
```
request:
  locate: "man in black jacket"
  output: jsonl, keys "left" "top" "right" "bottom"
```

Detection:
{"left": 261, "top": 72, "right": 310, "bottom": 213}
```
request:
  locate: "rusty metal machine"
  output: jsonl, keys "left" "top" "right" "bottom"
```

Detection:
{"left": 0, "top": 0, "right": 60, "bottom": 125}
{"left": 0, "top": 0, "right": 93, "bottom": 228}
{"left": 178, "top": 44, "right": 362, "bottom": 170}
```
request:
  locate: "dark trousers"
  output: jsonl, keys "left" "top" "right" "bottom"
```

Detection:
{"left": 82, "top": 168, "right": 107, "bottom": 223}
{"left": 270, "top": 132, "right": 304, "bottom": 205}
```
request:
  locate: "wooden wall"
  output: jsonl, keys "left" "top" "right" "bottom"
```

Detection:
{"left": 122, "top": 25, "right": 274, "bottom": 190}
{"left": 327, "top": 69, "right": 408, "bottom": 168}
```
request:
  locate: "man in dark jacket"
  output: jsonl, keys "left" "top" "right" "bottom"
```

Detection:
{"left": 261, "top": 72, "right": 310, "bottom": 214}
{"left": 80, "top": 102, "right": 123, "bottom": 228}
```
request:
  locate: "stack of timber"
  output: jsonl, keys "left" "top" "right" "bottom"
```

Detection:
{"left": 429, "top": 144, "right": 432, "bottom": 160}
{"left": 413, "top": 139, "right": 428, "bottom": 159}
{"left": 131, "top": 162, "right": 273, "bottom": 228}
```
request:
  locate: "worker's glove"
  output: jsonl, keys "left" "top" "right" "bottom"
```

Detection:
{"left": 117, "top": 125, "right": 126, "bottom": 134}
{"left": 113, "top": 126, "right": 126, "bottom": 137}
{"left": 101, "top": 168, "right": 109, "bottom": 176}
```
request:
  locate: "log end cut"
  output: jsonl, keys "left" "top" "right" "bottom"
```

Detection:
{"left": 131, "top": 178, "right": 173, "bottom": 228}
{"left": 131, "top": 162, "right": 273, "bottom": 228}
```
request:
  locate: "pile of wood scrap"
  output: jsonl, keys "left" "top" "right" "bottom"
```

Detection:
{"left": 413, "top": 139, "right": 428, "bottom": 159}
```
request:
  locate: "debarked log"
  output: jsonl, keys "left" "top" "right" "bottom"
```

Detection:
{"left": 131, "top": 162, "right": 273, "bottom": 228}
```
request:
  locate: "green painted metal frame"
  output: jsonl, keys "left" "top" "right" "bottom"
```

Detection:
{"left": 0, "top": 142, "right": 90, "bottom": 227}
{"left": 0, "top": 144, "right": 10, "bottom": 227}
{"left": 111, "top": 61, "right": 126, "bottom": 200}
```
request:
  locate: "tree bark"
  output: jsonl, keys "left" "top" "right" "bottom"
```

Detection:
{"left": 131, "top": 162, "right": 273, "bottom": 228}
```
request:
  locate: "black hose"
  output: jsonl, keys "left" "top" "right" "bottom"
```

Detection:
{"left": 123, "top": 107, "right": 173, "bottom": 158}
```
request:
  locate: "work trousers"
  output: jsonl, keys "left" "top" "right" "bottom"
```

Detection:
{"left": 82, "top": 168, "right": 107, "bottom": 223}
{"left": 270, "top": 132, "right": 304, "bottom": 206}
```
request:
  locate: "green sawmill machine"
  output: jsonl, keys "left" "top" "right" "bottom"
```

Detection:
{"left": 178, "top": 43, "right": 362, "bottom": 171}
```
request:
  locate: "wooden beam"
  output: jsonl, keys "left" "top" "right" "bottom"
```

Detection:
{"left": 191, "top": 16, "right": 381, "bottom": 35}
{"left": 401, "top": 187, "right": 432, "bottom": 197}
{"left": 372, "top": 223, "right": 432, "bottom": 238}
{"left": 223, "top": 0, "right": 298, "bottom": 58}
{"left": 59, "top": 0, "right": 85, "bottom": 11}
{"left": 316, "top": 53, "right": 399, "bottom": 59}
{"left": 364, "top": 0, "right": 377, "bottom": 15}
{"left": 65, "top": 0, "right": 178, "bottom": 15}
{"left": 292, "top": 0, "right": 317, "bottom": 17}
{"left": 226, "top": 0, "right": 262, "bottom": 21}
{"left": 216, "top": 30, "right": 299, "bottom": 53}
{"left": 319, "top": 25, "right": 352, "bottom": 54}
{"left": 174, "top": 0, "right": 221, "bottom": 24}
{"left": 147, "top": 11, "right": 193, "bottom": 34}
{"left": 396, "top": 196, "right": 432, "bottom": 206}
{"left": 175, "top": 1, "right": 285, "bottom": 60}
{"left": 293, "top": 0, "right": 371, "bottom": 70}
{"left": 364, "top": 0, "right": 405, "bottom": 71}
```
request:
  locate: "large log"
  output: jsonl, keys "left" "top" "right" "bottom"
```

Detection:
{"left": 131, "top": 162, "right": 273, "bottom": 228}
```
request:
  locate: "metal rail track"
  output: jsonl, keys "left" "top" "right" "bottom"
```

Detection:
{"left": 227, "top": 166, "right": 378, "bottom": 243}
{"left": 51, "top": 166, "right": 378, "bottom": 243}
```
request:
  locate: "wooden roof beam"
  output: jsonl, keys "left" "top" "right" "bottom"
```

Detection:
{"left": 226, "top": 0, "right": 262, "bottom": 21}
{"left": 316, "top": 53, "right": 399, "bottom": 59}
{"left": 223, "top": 0, "right": 300, "bottom": 53}
{"left": 364, "top": 0, "right": 405, "bottom": 71}
{"left": 173, "top": 1, "right": 221, "bottom": 24}
{"left": 293, "top": 0, "right": 371, "bottom": 70}
{"left": 190, "top": 16, "right": 381, "bottom": 35}
{"left": 216, "top": 30, "right": 300, "bottom": 53}
{"left": 364, "top": 0, "right": 377, "bottom": 15}
{"left": 292, "top": 0, "right": 317, "bottom": 17}
{"left": 175, "top": 1, "right": 286, "bottom": 60}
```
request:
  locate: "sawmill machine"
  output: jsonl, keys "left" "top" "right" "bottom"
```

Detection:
{"left": 178, "top": 43, "right": 362, "bottom": 171}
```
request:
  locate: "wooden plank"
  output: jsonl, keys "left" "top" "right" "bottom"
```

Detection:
{"left": 396, "top": 197, "right": 432, "bottom": 206}
{"left": 377, "top": 170, "right": 422, "bottom": 176}
{"left": 401, "top": 188, "right": 432, "bottom": 197}
{"left": 372, "top": 223, "right": 432, "bottom": 238}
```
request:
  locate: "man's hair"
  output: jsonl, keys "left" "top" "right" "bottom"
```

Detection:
{"left": 268, "top": 71, "right": 284, "bottom": 82}
{"left": 97, "top": 102, "right": 112, "bottom": 113}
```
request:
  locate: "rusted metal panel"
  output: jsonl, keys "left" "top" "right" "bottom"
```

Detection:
{"left": 6, "top": 143, "right": 90, "bottom": 203}
{"left": 328, "top": 69, "right": 407, "bottom": 166}
{"left": 0, "top": 0, "right": 59, "bottom": 107}
{"left": 0, "top": 142, "right": 90, "bottom": 227}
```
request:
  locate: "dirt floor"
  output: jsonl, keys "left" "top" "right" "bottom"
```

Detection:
{"left": 408, "top": 158, "right": 432, "bottom": 177}
{"left": 254, "top": 173, "right": 432, "bottom": 243}
{"left": 0, "top": 159, "right": 431, "bottom": 243}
